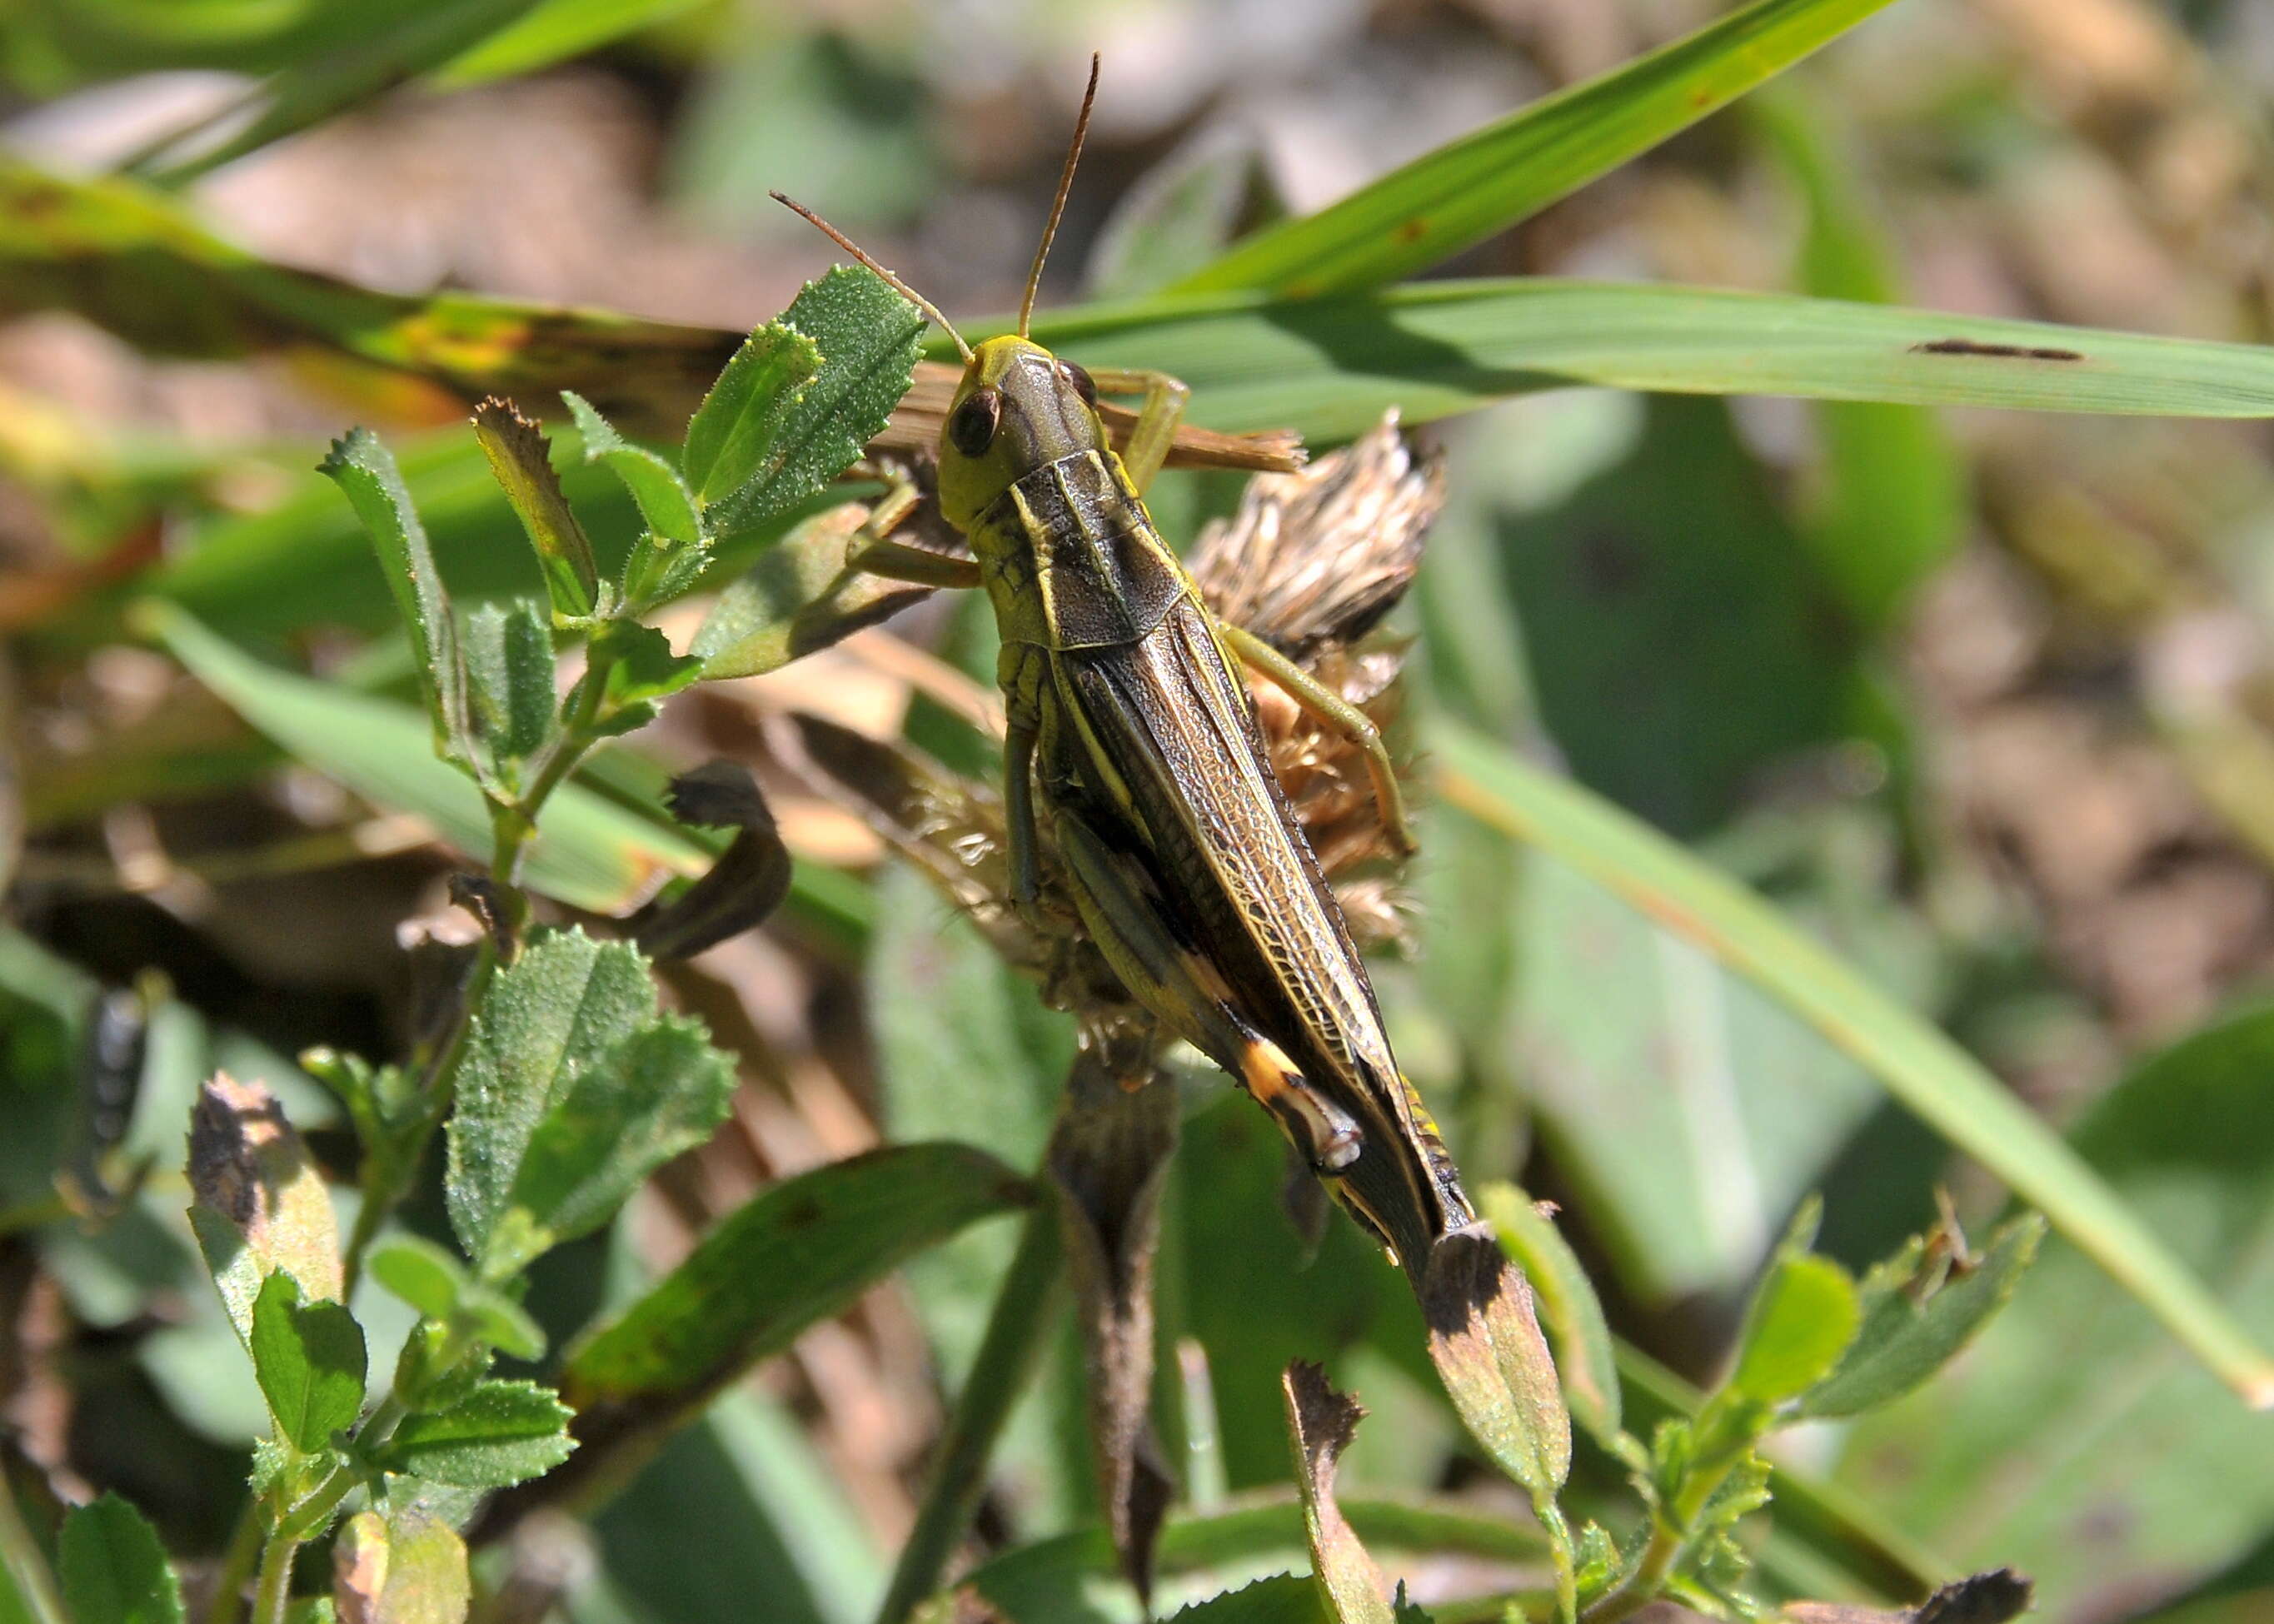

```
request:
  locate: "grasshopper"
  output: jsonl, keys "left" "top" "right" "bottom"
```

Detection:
{"left": 775, "top": 58, "right": 1473, "bottom": 1282}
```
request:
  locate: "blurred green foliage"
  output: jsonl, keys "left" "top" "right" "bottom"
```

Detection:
{"left": 4, "top": 1, "right": 2274, "bottom": 1622}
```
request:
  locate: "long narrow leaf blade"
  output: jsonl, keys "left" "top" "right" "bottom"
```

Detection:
{"left": 135, "top": 0, "right": 540, "bottom": 184}
{"left": 490, "top": 1143, "right": 1030, "bottom": 1529}
{"left": 566, "top": 1143, "right": 1031, "bottom": 1408}
{"left": 142, "top": 602, "right": 708, "bottom": 911}
{"left": 0, "top": 156, "right": 736, "bottom": 439}
{"left": 1429, "top": 719, "right": 2274, "bottom": 1408}
{"left": 1028, "top": 281, "right": 2274, "bottom": 439}
{"left": 1170, "top": 0, "right": 1902, "bottom": 296}
{"left": 20, "top": 153, "right": 2274, "bottom": 461}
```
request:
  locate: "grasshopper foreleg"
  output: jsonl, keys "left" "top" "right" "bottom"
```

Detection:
{"left": 847, "top": 465, "right": 983, "bottom": 589}
{"left": 997, "top": 646, "right": 1050, "bottom": 909}
{"left": 1087, "top": 367, "right": 1190, "bottom": 494}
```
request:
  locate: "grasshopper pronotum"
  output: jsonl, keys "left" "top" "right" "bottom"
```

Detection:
{"left": 775, "top": 58, "right": 1474, "bottom": 1282}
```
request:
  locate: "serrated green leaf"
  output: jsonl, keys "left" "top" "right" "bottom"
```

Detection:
{"left": 506, "top": 1015, "right": 734, "bottom": 1244}
{"left": 561, "top": 390, "right": 701, "bottom": 547}
{"left": 446, "top": 927, "right": 652, "bottom": 1256}
{"left": 446, "top": 928, "right": 732, "bottom": 1274}
{"left": 1731, "top": 1251, "right": 1860, "bottom": 1407}
{"left": 1171, "top": 0, "right": 1900, "bottom": 296}
{"left": 317, "top": 427, "right": 470, "bottom": 766}
{"left": 1168, "top": 1577, "right": 1331, "bottom": 1623}
{"left": 461, "top": 597, "right": 557, "bottom": 775}
{"left": 333, "top": 1507, "right": 471, "bottom": 1624}
{"left": 249, "top": 1272, "right": 367, "bottom": 1452}
{"left": 1801, "top": 1215, "right": 2043, "bottom": 1419}
{"left": 379, "top": 1379, "right": 574, "bottom": 1489}
{"left": 470, "top": 397, "right": 601, "bottom": 620}
{"left": 681, "top": 323, "right": 820, "bottom": 505}
{"left": 693, "top": 267, "right": 924, "bottom": 536}
{"left": 58, "top": 1493, "right": 184, "bottom": 1624}
{"left": 1480, "top": 1185, "right": 1621, "bottom": 1447}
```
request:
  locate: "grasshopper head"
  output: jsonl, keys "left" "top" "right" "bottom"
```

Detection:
{"left": 774, "top": 57, "right": 1108, "bottom": 536}
{"left": 935, "top": 336, "right": 1107, "bottom": 531}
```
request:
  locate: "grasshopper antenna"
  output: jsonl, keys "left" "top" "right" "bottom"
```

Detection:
{"left": 1018, "top": 52, "right": 1101, "bottom": 340}
{"left": 770, "top": 190, "right": 973, "bottom": 362}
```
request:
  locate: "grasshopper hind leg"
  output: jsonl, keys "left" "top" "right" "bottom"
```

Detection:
{"left": 1050, "top": 800, "right": 1369, "bottom": 1174}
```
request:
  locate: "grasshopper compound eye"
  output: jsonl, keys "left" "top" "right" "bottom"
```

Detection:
{"left": 950, "top": 386, "right": 1004, "bottom": 456}
{"left": 1055, "top": 359, "right": 1098, "bottom": 408}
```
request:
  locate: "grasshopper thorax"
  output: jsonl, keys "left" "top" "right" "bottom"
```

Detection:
{"left": 936, "top": 337, "right": 1106, "bottom": 532}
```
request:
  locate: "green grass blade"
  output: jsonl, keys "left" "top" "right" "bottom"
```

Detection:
{"left": 436, "top": 0, "right": 712, "bottom": 86}
{"left": 591, "top": 1387, "right": 884, "bottom": 1624}
{"left": 132, "top": 0, "right": 541, "bottom": 183}
{"left": 142, "top": 601, "right": 709, "bottom": 912}
{"left": 957, "top": 1495, "right": 1547, "bottom": 1622}
{"left": 1429, "top": 718, "right": 2274, "bottom": 1408}
{"left": 18, "top": 152, "right": 2274, "bottom": 476}
{"left": 1025, "top": 281, "right": 2274, "bottom": 439}
{"left": 0, "top": 155, "right": 735, "bottom": 441}
{"left": 1752, "top": 83, "right": 1967, "bottom": 627}
{"left": 875, "top": 1205, "right": 1063, "bottom": 1624}
{"left": 1169, "top": 0, "right": 1902, "bottom": 296}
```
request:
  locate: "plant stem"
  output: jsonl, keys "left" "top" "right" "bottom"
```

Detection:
{"left": 481, "top": 648, "right": 611, "bottom": 935}
{"left": 337, "top": 934, "right": 498, "bottom": 1300}
{"left": 873, "top": 1203, "right": 1065, "bottom": 1624}
{"left": 1538, "top": 1499, "right": 1579, "bottom": 1624}
{"left": 509, "top": 653, "right": 611, "bottom": 871}
{"left": 0, "top": 1193, "right": 72, "bottom": 1241}
{"left": 252, "top": 1535, "right": 298, "bottom": 1624}
{"left": 339, "top": 1185, "right": 386, "bottom": 1303}
{"left": 1581, "top": 1519, "right": 1683, "bottom": 1624}
{"left": 206, "top": 1501, "right": 267, "bottom": 1624}
{"left": 1579, "top": 1422, "right": 1740, "bottom": 1624}
{"left": 0, "top": 1474, "right": 67, "bottom": 1624}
